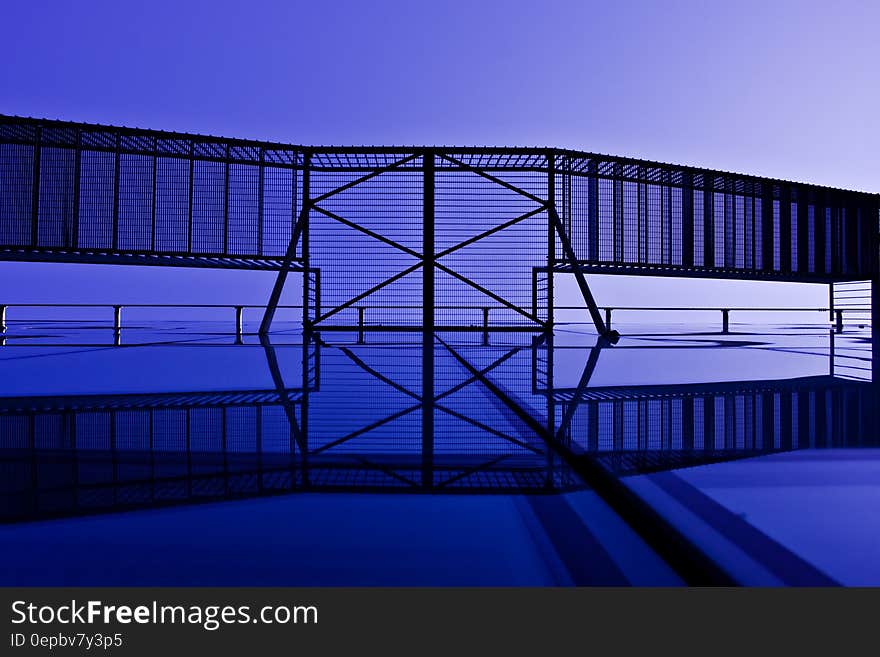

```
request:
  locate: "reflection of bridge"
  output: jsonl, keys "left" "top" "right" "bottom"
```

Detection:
{"left": 2, "top": 335, "right": 875, "bottom": 524}
{"left": 2, "top": 116, "right": 878, "bottom": 342}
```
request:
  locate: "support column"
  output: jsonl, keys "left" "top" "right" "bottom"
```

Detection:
{"left": 260, "top": 152, "right": 310, "bottom": 334}
{"left": 548, "top": 154, "right": 616, "bottom": 343}
{"left": 235, "top": 306, "right": 244, "bottom": 344}
{"left": 113, "top": 305, "right": 122, "bottom": 347}
{"left": 587, "top": 160, "right": 599, "bottom": 261}
{"left": 829, "top": 282, "right": 834, "bottom": 323}
{"left": 681, "top": 173, "right": 694, "bottom": 268}
{"left": 422, "top": 149, "right": 435, "bottom": 489}
{"left": 547, "top": 152, "right": 556, "bottom": 331}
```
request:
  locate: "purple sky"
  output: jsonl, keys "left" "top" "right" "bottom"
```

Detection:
{"left": 1, "top": 0, "right": 876, "bottom": 312}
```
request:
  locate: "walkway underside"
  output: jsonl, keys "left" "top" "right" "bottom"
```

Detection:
{"left": 555, "top": 262, "right": 866, "bottom": 284}
{"left": 0, "top": 247, "right": 303, "bottom": 270}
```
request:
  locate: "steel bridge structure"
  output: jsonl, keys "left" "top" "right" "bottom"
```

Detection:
{"left": 2, "top": 115, "right": 878, "bottom": 342}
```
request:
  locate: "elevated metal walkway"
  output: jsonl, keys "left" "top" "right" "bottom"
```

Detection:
{"left": 2, "top": 115, "right": 878, "bottom": 341}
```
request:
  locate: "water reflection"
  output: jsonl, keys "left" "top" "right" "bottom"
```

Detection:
{"left": 1, "top": 327, "right": 875, "bottom": 524}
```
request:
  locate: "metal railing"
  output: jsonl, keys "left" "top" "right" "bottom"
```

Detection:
{"left": 0, "top": 303, "right": 861, "bottom": 341}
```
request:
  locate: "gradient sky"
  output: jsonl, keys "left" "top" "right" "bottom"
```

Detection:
{"left": 1, "top": 0, "right": 877, "bottom": 311}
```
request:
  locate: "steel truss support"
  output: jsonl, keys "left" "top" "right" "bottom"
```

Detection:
{"left": 259, "top": 150, "right": 617, "bottom": 339}
{"left": 285, "top": 152, "right": 552, "bottom": 333}
{"left": 260, "top": 152, "right": 311, "bottom": 335}
{"left": 422, "top": 150, "right": 435, "bottom": 488}
{"left": 546, "top": 154, "right": 619, "bottom": 343}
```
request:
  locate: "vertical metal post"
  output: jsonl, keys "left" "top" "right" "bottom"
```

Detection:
{"left": 358, "top": 306, "right": 365, "bottom": 344}
{"left": 150, "top": 140, "right": 158, "bottom": 252}
{"left": 546, "top": 151, "right": 560, "bottom": 331}
{"left": 587, "top": 159, "right": 599, "bottom": 261}
{"left": 605, "top": 308, "right": 612, "bottom": 330}
{"left": 422, "top": 149, "right": 435, "bottom": 490}
{"left": 829, "top": 282, "right": 835, "bottom": 323}
{"left": 257, "top": 148, "right": 265, "bottom": 256}
{"left": 300, "top": 337, "right": 311, "bottom": 488}
{"left": 722, "top": 309, "right": 730, "bottom": 334}
{"left": 0, "top": 305, "right": 6, "bottom": 334}
{"left": 235, "top": 306, "right": 244, "bottom": 343}
{"left": 113, "top": 305, "right": 122, "bottom": 347}
{"left": 31, "top": 127, "right": 41, "bottom": 248}
{"left": 547, "top": 152, "right": 556, "bottom": 331}
{"left": 681, "top": 172, "right": 694, "bottom": 268}
{"left": 300, "top": 153, "right": 311, "bottom": 329}
{"left": 112, "top": 132, "right": 121, "bottom": 250}
{"left": 223, "top": 145, "right": 230, "bottom": 255}
{"left": 481, "top": 307, "right": 489, "bottom": 346}
{"left": 71, "top": 128, "right": 81, "bottom": 248}
{"left": 187, "top": 141, "right": 195, "bottom": 253}
{"left": 836, "top": 309, "right": 844, "bottom": 334}
{"left": 545, "top": 331, "right": 556, "bottom": 487}
{"left": 829, "top": 329, "right": 835, "bottom": 377}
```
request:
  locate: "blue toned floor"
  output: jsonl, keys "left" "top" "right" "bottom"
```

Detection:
{"left": 0, "top": 320, "right": 876, "bottom": 585}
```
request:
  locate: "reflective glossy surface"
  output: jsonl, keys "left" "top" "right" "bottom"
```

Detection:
{"left": 1, "top": 321, "right": 876, "bottom": 585}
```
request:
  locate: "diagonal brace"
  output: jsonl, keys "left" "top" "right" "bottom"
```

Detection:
{"left": 548, "top": 204, "right": 619, "bottom": 342}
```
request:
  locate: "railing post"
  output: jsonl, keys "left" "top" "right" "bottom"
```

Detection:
{"left": 112, "top": 305, "right": 122, "bottom": 346}
{"left": 358, "top": 306, "right": 365, "bottom": 344}
{"left": 0, "top": 305, "right": 6, "bottom": 334}
{"left": 482, "top": 307, "right": 489, "bottom": 345}
{"left": 235, "top": 306, "right": 244, "bottom": 343}
{"left": 721, "top": 309, "right": 730, "bottom": 334}
{"left": 604, "top": 308, "right": 612, "bottom": 330}
{"left": 836, "top": 309, "right": 844, "bottom": 334}
{"left": 829, "top": 328, "right": 835, "bottom": 376}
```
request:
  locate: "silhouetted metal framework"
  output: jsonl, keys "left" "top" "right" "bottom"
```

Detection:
{"left": 2, "top": 116, "right": 878, "bottom": 339}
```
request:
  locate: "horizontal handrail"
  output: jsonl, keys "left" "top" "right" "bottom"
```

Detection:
{"left": 0, "top": 303, "right": 847, "bottom": 311}
{"left": 0, "top": 303, "right": 864, "bottom": 342}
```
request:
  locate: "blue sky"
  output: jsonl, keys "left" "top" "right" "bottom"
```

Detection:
{"left": 1, "top": 0, "right": 876, "bottom": 310}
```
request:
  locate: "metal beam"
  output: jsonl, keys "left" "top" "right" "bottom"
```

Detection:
{"left": 422, "top": 150, "right": 435, "bottom": 489}
{"left": 260, "top": 153, "right": 310, "bottom": 334}
{"left": 547, "top": 204, "right": 617, "bottom": 342}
